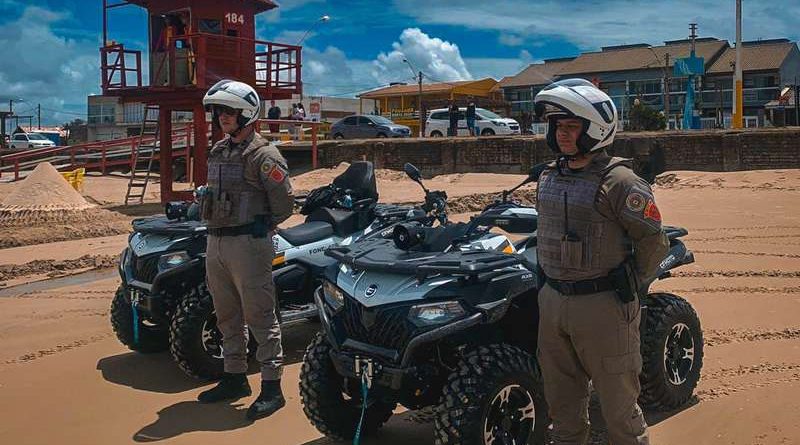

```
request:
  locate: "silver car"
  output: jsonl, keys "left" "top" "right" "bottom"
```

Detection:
{"left": 330, "top": 115, "right": 411, "bottom": 139}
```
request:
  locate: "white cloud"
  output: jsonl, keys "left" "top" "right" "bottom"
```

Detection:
{"left": 499, "top": 33, "right": 524, "bottom": 46}
{"left": 0, "top": 6, "right": 99, "bottom": 126}
{"left": 372, "top": 28, "right": 473, "bottom": 84}
{"left": 392, "top": 0, "right": 800, "bottom": 49}
{"left": 293, "top": 28, "right": 535, "bottom": 98}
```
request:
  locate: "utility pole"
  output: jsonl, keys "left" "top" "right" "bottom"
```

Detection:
{"left": 37, "top": 103, "right": 41, "bottom": 129}
{"left": 732, "top": 0, "right": 743, "bottom": 128}
{"left": 417, "top": 71, "right": 423, "bottom": 137}
{"left": 664, "top": 53, "right": 671, "bottom": 127}
{"left": 794, "top": 75, "right": 799, "bottom": 126}
{"left": 683, "top": 23, "right": 699, "bottom": 130}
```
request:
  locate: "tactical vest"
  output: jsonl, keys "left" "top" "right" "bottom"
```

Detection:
{"left": 536, "top": 158, "right": 631, "bottom": 281}
{"left": 202, "top": 139, "right": 269, "bottom": 229}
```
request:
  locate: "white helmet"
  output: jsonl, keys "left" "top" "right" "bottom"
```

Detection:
{"left": 534, "top": 78, "right": 617, "bottom": 154}
{"left": 202, "top": 80, "right": 261, "bottom": 133}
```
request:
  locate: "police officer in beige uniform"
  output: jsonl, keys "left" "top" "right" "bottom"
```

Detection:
{"left": 197, "top": 80, "right": 293, "bottom": 420}
{"left": 533, "top": 79, "right": 669, "bottom": 445}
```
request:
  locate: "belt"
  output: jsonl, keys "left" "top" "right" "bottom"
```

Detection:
{"left": 545, "top": 275, "right": 616, "bottom": 296}
{"left": 208, "top": 223, "right": 258, "bottom": 237}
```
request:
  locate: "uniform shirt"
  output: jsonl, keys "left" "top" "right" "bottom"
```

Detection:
{"left": 208, "top": 131, "right": 294, "bottom": 229}
{"left": 587, "top": 153, "right": 669, "bottom": 279}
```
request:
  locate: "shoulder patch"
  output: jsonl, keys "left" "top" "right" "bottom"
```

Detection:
{"left": 643, "top": 199, "right": 661, "bottom": 222}
{"left": 264, "top": 163, "right": 287, "bottom": 183}
{"left": 625, "top": 192, "right": 646, "bottom": 212}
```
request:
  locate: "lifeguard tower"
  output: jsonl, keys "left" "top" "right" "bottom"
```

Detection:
{"left": 100, "top": 0, "right": 302, "bottom": 203}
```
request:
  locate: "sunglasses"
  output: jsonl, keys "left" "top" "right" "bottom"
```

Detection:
{"left": 214, "top": 105, "right": 239, "bottom": 117}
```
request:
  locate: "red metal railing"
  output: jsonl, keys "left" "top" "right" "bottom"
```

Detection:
{"left": 102, "top": 34, "right": 302, "bottom": 97}
{"left": 100, "top": 43, "right": 143, "bottom": 90}
{"left": 0, "top": 125, "right": 192, "bottom": 181}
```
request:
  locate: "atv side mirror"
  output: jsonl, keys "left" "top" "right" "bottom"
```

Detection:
{"left": 404, "top": 162, "right": 422, "bottom": 183}
{"left": 528, "top": 163, "right": 548, "bottom": 183}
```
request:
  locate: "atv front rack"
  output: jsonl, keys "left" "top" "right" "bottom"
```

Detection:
{"left": 326, "top": 238, "right": 523, "bottom": 282}
{"left": 132, "top": 216, "right": 206, "bottom": 235}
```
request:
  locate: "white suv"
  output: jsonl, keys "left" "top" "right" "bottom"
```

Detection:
{"left": 425, "top": 107, "right": 520, "bottom": 137}
{"left": 9, "top": 132, "right": 56, "bottom": 149}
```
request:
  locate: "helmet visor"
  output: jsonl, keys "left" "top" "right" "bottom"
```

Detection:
{"left": 213, "top": 105, "right": 239, "bottom": 117}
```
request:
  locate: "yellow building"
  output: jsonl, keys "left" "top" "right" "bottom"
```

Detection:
{"left": 357, "top": 78, "right": 504, "bottom": 134}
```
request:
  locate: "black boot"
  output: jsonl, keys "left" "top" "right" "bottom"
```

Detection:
{"left": 246, "top": 379, "right": 286, "bottom": 420}
{"left": 197, "top": 373, "right": 251, "bottom": 403}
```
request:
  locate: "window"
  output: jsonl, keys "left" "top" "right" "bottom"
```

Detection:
{"left": 370, "top": 115, "right": 394, "bottom": 125}
{"left": 358, "top": 116, "right": 372, "bottom": 125}
{"left": 199, "top": 19, "right": 222, "bottom": 34}
{"left": 477, "top": 108, "right": 502, "bottom": 119}
{"left": 430, "top": 111, "right": 448, "bottom": 120}
{"left": 342, "top": 116, "right": 358, "bottom": 125}
{"left": 27, "top": 134, "right": 48, "bottom": 140}
{"left": 88, "top": 102, "right": 116, "bottom": 124}
{"left": 13, "top": 134, "right": 27, "bottom": 141}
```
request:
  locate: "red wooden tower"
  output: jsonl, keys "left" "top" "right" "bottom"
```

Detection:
{"left": 100, "top": 0, "right": 302, "bottom": 203}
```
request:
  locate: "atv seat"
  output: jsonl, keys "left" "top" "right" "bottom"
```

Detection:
{"left": 278, "top": 221, "right": 334, "bottom": 246}
{"left": 307, "top": 207, "right": 373, "bottom": 237}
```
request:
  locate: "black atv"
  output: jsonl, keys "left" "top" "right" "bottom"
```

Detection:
{"left": 112, "top": 162, "right": 444, "bottom": 379}
{"left": 299, "top": 168, "right": 703, "bottom": 444}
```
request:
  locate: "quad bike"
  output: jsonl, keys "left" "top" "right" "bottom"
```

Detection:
{"left": 300, "top": 165, "right": 704, "bottom": 444}
{"left": 112, "top": 161, "right": 444, "bottom": 379}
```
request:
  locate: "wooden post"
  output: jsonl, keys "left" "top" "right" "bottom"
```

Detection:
{"left": 159, "top": 107, "right": 173, "bottom": 202}
{"left": 311, "top": 122, "right": 318, "bottom": 169}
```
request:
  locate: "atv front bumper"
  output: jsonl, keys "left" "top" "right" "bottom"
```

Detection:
{"left": 314, "top": 287, "right": 483, "bottom": 390}
{"left": 118, "top": 247, "right": 204, "bottom": 318}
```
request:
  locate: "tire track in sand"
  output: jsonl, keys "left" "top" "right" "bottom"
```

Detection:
{"left": 2, "top": 332, "right": 114, "bottom": 367}
{"left": 705, "top": 327, "right": 800, "bottom": 347}
{"left": 693, "top": 250, "right": 800, "bottom": 259}
{"left": 673, "top": 270, "right": 800, "bottom": 278}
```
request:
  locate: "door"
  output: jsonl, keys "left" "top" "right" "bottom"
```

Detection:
{"left": 341, "top": 116, "right": 358, "bottom": 138}
{"left": 358, "top": 116, "right": 375, "bottom": 138}
{"left": 11, "top": 134, "right": 27, "bottom": 149}
{"left": 456, "top": 109, "right": 468, "bottom": 136}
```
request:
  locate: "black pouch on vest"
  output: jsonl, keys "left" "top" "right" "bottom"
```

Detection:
{"left": 560, "top": 233, "right": 583, "bottom": 269}
{"left": 609, "top": 257, "right": 641, "bottom": 303}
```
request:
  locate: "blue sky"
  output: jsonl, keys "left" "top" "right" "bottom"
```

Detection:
{"left": 1, "top": 0, "right": 799, "bottom": 126}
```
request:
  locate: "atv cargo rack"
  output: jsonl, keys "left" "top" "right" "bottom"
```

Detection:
{"left": 326, "top": 238, "right": 523, "bottom": 282}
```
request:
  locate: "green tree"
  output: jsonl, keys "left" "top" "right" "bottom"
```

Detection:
{"left": 628, "top": 98, "right": 666, "bottom": 131}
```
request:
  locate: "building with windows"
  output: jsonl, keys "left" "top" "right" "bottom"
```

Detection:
{"left": 499, "top": 37, "right": 800, "bottom": 129}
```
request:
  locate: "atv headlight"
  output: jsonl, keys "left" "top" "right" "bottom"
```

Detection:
{"left": 158, "top": 251, "right": 191, "bottom": 271}
{"left": 322, "top": 280, "right": 345, "bottom": 311}
{"left": 408, "top": 301, "right": 466, "bottom": 327}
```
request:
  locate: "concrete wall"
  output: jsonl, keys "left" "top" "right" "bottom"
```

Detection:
{"left": 316, "top": 128, "right": 800, "bottom": 181}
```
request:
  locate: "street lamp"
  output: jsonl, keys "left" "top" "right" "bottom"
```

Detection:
{"left": 402, "top": 58, "right": 424, "bottom": 137}
{"left": 297, "top": 15, "right": 330, "bottom": 46}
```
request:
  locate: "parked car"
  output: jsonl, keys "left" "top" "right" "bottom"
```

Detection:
{"left": 9, "top": 132, "right": 57, "bottom": 149}
{"left": 330, "top": 115, "right": 411, "bottom": 139}
{"left": 426, "top": 107, "right": 520, "bottom": 137}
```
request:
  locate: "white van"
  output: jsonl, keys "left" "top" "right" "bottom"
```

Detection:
{"left": 9, "top": 132, "right": 56, "bottom": 149}
{"left": 425, "top": 107, "right": 520, "bottom": 137}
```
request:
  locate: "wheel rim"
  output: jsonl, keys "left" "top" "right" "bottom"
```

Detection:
{"left": 483, "top": 384, "right": 536, "bottom": 445}
{"left": 664, "top": 322, "right": 695, "bottom": 385}
{"left": 201, "top": 312, "right": 224, "bottom": 360}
